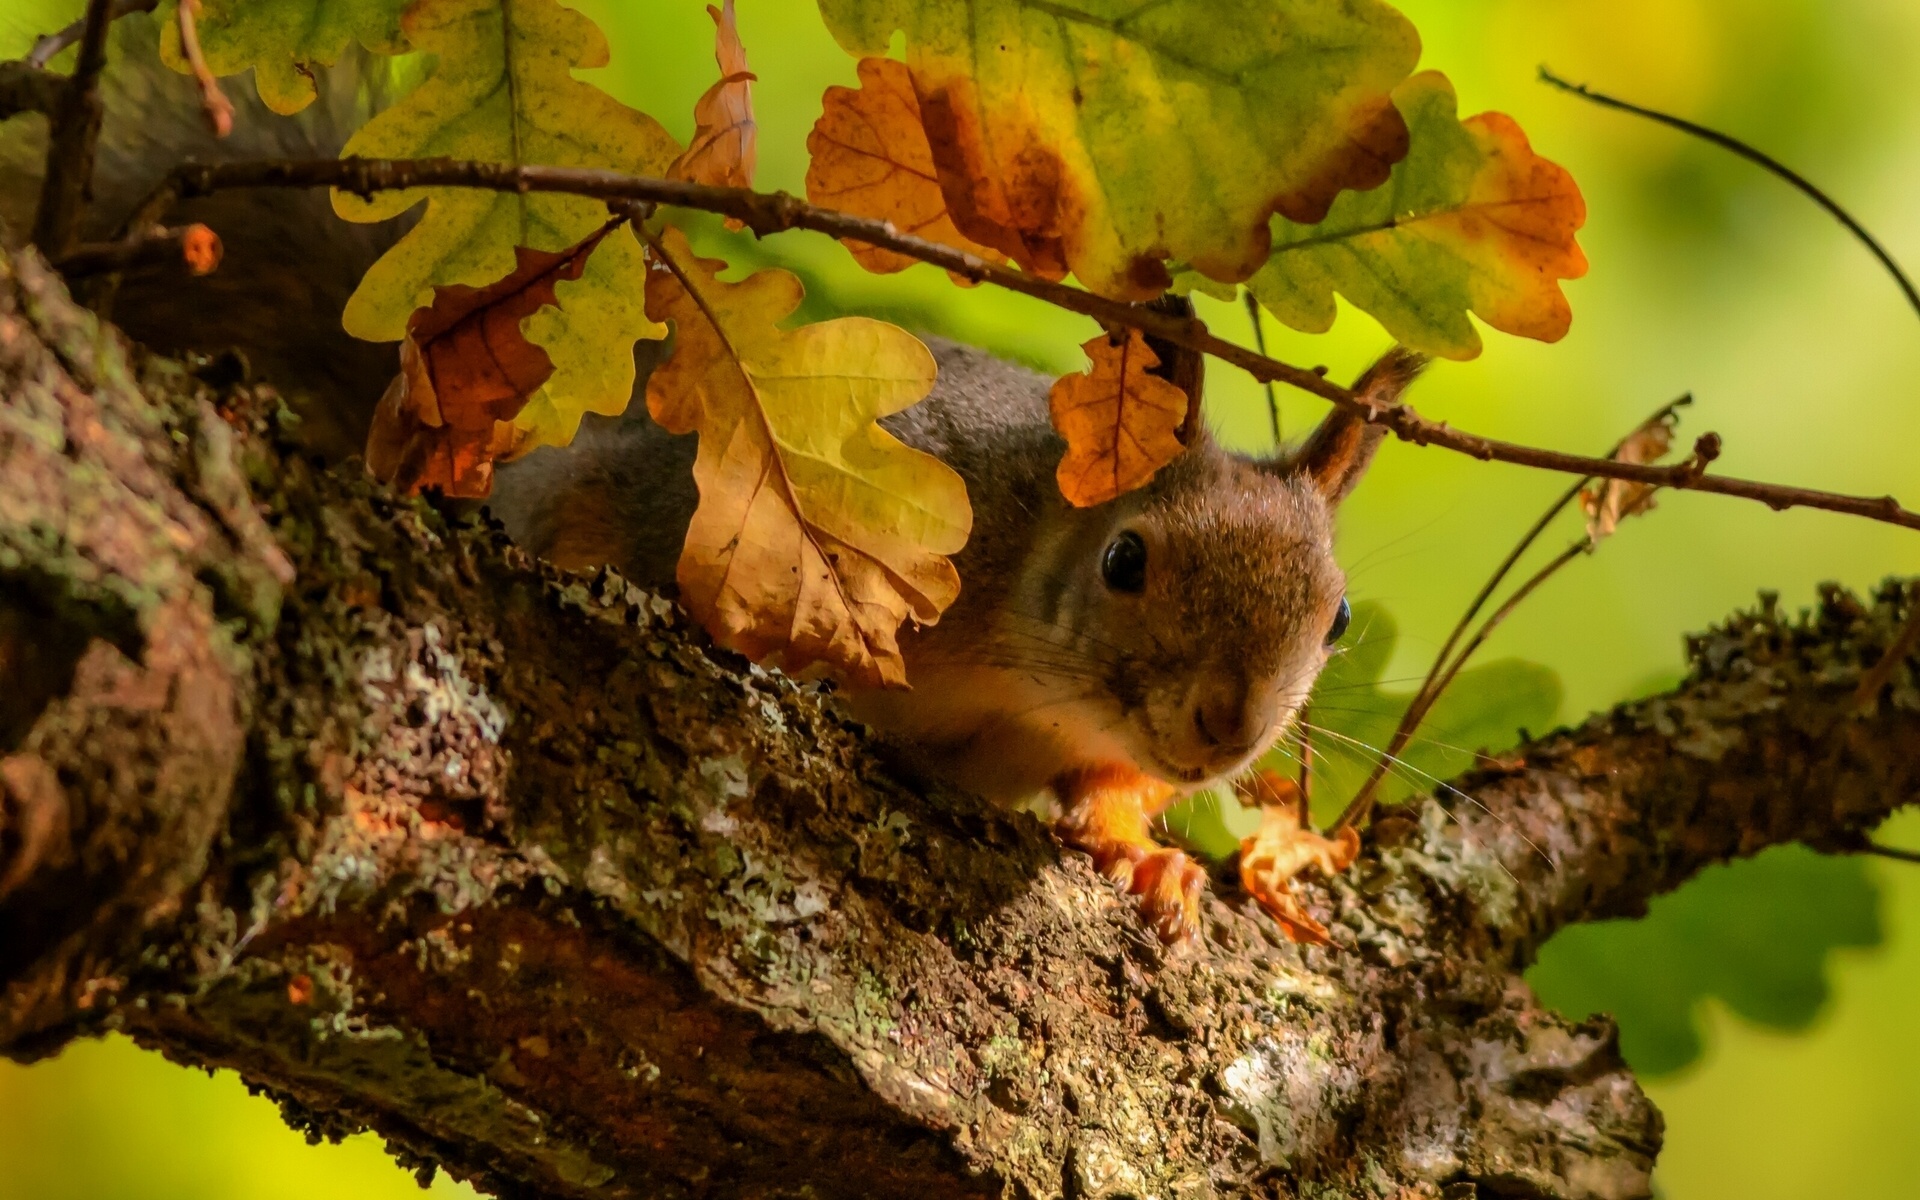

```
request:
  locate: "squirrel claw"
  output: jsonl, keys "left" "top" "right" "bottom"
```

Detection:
{"left": 1236, "top": 774, "right": 1360, "bottom": 946}
{"left": 1126, "top": 847, "right": 1206, "bottom": 943}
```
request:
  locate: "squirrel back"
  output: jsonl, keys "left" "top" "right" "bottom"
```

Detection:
{"left": 0, "top": 14, "right": 405, "bottom": 458}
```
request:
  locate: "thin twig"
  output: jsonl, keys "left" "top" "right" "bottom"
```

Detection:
{"left": 109, "top": 154, "right": 1920, "bottom": 532}
{"left": 1244, "top": 289, "right": 1282, "bottom": 444}
{"left": 1330, "top": 537, "right": 1591, "bottom": 834}
{"left": 173, "top": 0, "right": 233, "bottom": 137}
{"left": 27, "top": 0, "right": 157, "bottom": 69}
{"left": 1854, "top": 582, "right": 1920, "bottom": 709}
{"left": 0, "top": 62, "right": 65, "bottom": 120}
{"left": 1296, "top": 702, "right": 1313, "bottom": 806}
{"left": 1858, "top": 841, "right": 1920, "bottom": 866}
{"left": 30, "top": 0, "right": 117, "bottom": 258}
{"left": 54, "top": 223, "right": 221, "bottom": 277}
{"left": 1540, "top": 66, "right": 1920, "bottom": 323}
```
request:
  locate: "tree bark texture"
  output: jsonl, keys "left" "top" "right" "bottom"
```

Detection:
{"left": 4, "top": 240, "right": 1919, "bottom": 1200}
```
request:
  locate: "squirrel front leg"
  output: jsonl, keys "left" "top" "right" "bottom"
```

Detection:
{"left": 1053, "top": 764, "right": 1206, "bottom": 943}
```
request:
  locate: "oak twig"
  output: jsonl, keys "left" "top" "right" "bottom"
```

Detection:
{"left": 108, "top": 154, "right": 1920, "bottom": 532}
{"left": 29, "top": 0, "right": 116, "bottom": 258}
{"left": 53, "top": 222, "right": 222, "bottom": 277}
{"left": 25, "top": 0, "right": 157, "bottom": 70}
{"left": 0, "top": 62, "right": 64, "bottom": 120}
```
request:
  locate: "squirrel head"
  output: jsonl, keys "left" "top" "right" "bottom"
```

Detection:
{"left": 998, "top": 349, "right": 1424, "bottom": 790}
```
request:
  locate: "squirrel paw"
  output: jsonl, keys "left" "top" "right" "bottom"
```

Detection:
{"left": 1053, "top": 765, "right": 1201, "bottom": 944}
{"left": 1236, "top": 772, "right": 1360, "bottom": 946}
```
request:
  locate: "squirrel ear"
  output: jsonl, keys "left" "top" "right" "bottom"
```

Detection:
{"left": 1289, "top": 347, "right": 1427, "bottom": 506}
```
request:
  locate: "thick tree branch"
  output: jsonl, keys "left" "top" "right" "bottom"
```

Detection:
{"left": 128, "top": 154, "right": 1920, "bottom": 533}
{"left": 30, "top": 0, "right": 117, "bottom": 257}
{"left": 3, "top": 239, "right": 1916, "bottom": 1200}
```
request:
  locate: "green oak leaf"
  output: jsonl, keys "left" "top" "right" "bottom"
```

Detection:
{"left": 1529, "top": 845, "right": 1882, "bottom": 1075}
{"left": 814, "top": 0, "right": 1421, "bottom": 301}
{"left": 157, "top": 0, "right": 410, "bottom": 115}
{"left": 1241, "top": 71, "right": 1589, "bottom": 359}
{"left": 333, "top": 0, "right": 680, "bottom": 453}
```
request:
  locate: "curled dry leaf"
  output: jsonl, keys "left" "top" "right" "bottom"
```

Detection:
{"left": 365, "top": 220, "right": 620, "bottom": 498}
{"left": 643, "top": 227, "right": 972, "bottom": 689}
{"left": 1050, "top": 329, "right": 1190, "bottom": 508}
{"left": 1580, "top": 415, "right": 1676, "bottom": 543}
{"left": 806, "top": 56, "right": 1004, "bottom": 279}
{"left": 1235, "top": 770, "right": 1359, "bottom": 945}
{"left": 817, "top": 0, "right": 1419, "bottom": 299}
{"left": 667, "top": 0, "right": 757, "bottom": 191}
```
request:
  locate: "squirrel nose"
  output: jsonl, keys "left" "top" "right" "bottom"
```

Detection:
{"left": 1193, "top": 674, "right": 1277, "bottom": 754}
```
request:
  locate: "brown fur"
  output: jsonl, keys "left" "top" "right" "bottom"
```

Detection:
{"left": 491, "top": 337, "right": 1423, "bottom": 808}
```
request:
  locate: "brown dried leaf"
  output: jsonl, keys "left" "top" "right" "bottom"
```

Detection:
{"left": 667, "top": 0, "right": 757, "bottom": 191}
{"left": 1049, "top": 329, "right": 1190, "bottom": 508}
{"left": 1579, "top": 416, "right": 1675, "bottom": 543}
{"left": 1235, "top": 770, "right": 1359, "bottom": 946}
{"left": 804, "top": 57, "right": 1004, "bottom": 280}
{"left": 365, "top": 220, "right": 619, "bottom": 498}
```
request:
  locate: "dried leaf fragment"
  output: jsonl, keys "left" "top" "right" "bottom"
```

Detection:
{"left": 1580, "top": 415, "right": 1676, "bottom": 543}
{"left": 366, "top": 221, "right": 619, "bottom": 498}
{"left": 667, "top": 0, "right": 757, "bottom": 190}
{"left": 1050, "top": 329, "right": 1190, "bottom": 507}
{"left": 1235, "top": 770, "right": 1359, "bottom": 945}
{"left": 806, "top": 56, "right": 1004, "bottom": 278}
{"left": 643, "top": 228, "right": 972, "bottom": 688}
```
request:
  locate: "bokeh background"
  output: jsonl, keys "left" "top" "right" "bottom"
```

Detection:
{"left": 5, "top": 0, "right": 1920, "bottom": 1196}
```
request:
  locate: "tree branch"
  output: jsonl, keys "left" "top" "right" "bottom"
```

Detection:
{"left": 127, "top": 154, "right": 1920, "bottom": 534}
{"left": 30, "top": 0, "right": 117, "bottom": 257}
{"left": 0, "top": 61, "right": 64, "bottom": 120}
{"left": 5, "top": 238, "right": 1917, "bottom": 1200}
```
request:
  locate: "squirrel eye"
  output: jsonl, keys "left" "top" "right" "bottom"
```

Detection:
{"left": 1101, "top": 531, "right": 1148, "bottom": 593}
{"left": 1326, "top": 596, "right": 1352, "bottom": 645}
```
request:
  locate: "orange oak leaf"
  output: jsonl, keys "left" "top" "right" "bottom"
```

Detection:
{"left": 365, "top": 219, "right": 621, "bottom": 498}
{"left": 643, "top": 227, "right": 972, "bottom": 688}
{"left": 667, "top": 0, "right": 757, "bottom": 190}
{"left": 805, "top": 56, "right": 1005, "bottom": 278}
{"left": 1049, "top": 329, "right": 1191, "bottom": 508}
{"left": 1235, "top": 770, "right": 1359, "bottom": 946}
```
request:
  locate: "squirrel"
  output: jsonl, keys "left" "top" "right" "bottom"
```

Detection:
{"left": 2, "top": 21, "right": 1425, "bottom": 943}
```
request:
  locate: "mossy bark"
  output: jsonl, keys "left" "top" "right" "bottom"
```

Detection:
{"left": 3, "top": 241, "right": 1918, "bottom": 1200}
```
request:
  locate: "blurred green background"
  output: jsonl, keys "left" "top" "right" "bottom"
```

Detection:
{"left": 5, "top": 0, "right": 1920, "bottom": 1196}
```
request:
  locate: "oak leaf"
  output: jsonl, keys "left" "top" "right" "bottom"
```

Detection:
{"left": 667, "top": 0, "right": 758, "bottom": 190}
{"left": 333, "top": 0, "right": 679, "bottom": 455}
{"left": 816, "top": 0, "right": 1420, "bottom": 299}
{"left": 157, "top": 0, "right": 410, "bottom": 115}
{"left": 805, "top": 56, "right": 1004, "bottom": 278}
{"left": 1244, "top": 71, "right": 1588, "bottom": 360}
{"left": 365, "top": 220, "right": 620, "bottom": 498}
{"left": 644, "top": 228, "right": 972, "bottom": 689}
{"left": 1049, "top": 329, "right": 1190, "bottom": 507}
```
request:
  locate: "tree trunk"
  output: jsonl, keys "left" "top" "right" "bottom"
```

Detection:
{"left": 3, "top": 239, "right": 1917, "bottom": 1200}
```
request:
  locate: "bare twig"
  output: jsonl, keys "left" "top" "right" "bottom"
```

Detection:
{"left": 1243, "top": 289, "right": 1282, "bottom": 444}
{"left": 30, "top": 0, "right": 117, "bottom": 258}
{"left": 54, "top": 222, "right": 222, "bottom": 277}
{"left": 1859, "top": 841, "right": 1920, "bottom": 866}
{"left": 111, "top": 154, "right": 1920, "bottom": 532}
{"left": 1329, "top": 399, "right": 1689, "bottom": 835}
{"left": 1296, "top": 701, "right": 1313, "bottom": 805}
{"left": 1541, "top": 67, "right": 1920, "bottom": 322}
{"left": 172, "top": 0, "right": 233, "bottom": 137}
{"left": 26, "top": 0, "right": 157, "bottom": 69}
{"left": 0, "top": 61, "right": 65, "bottom": 120}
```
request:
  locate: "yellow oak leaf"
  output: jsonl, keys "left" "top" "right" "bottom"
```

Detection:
{"left": 643, "top": 228, "right": 972, "bottom": 689}
{"left": 1049, "top": 329, "right": 1190, "bottom": 507}
{"left": 332, "top": 0, "right": 679, "bottom": 454}
{"left": 806, "top": 56, "right": 1005, "bottom": 278}
{"left": 157, "top": 0, "right": 410, "bottom": 115}
{"left": 667, "top": 0, "right": 757, "bottom": 190}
